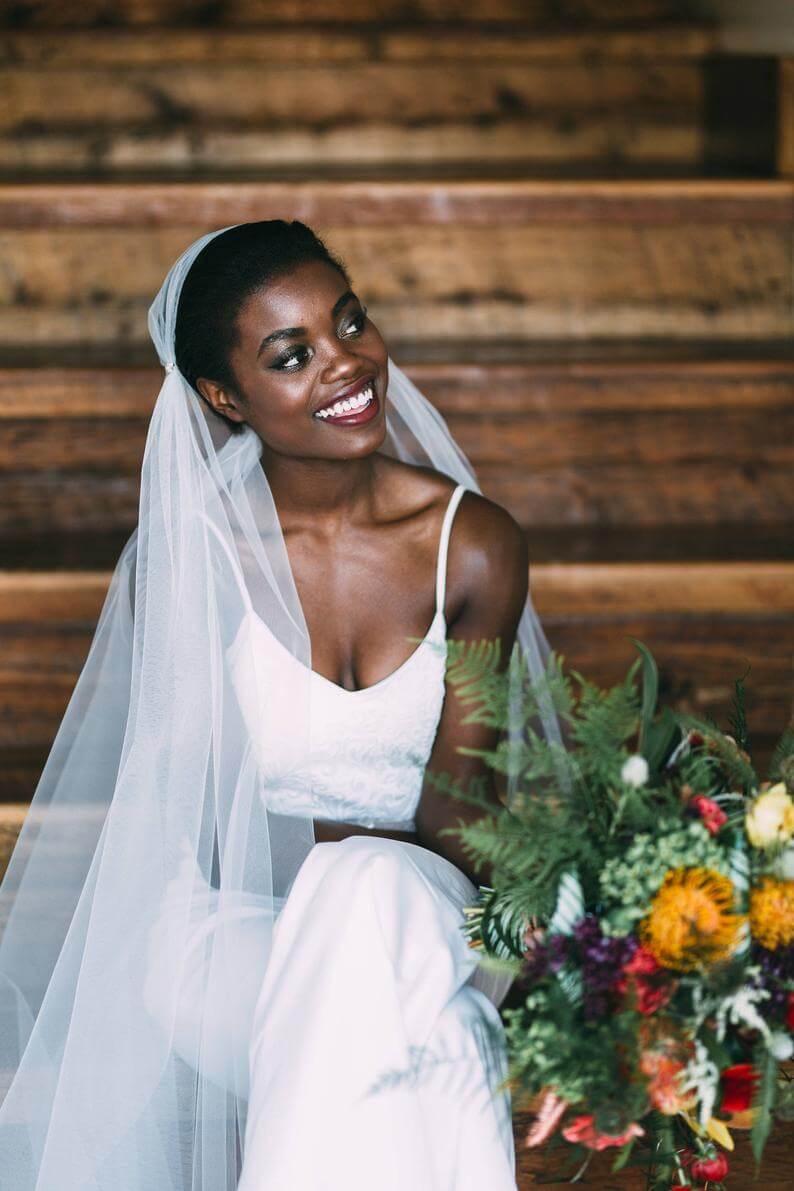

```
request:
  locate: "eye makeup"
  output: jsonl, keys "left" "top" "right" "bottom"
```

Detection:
{"left": 269, "top": 305, "right": 369, "bottom": 372}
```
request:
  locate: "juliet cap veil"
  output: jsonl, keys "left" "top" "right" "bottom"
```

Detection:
{"left": 0, "top": 222, "right": 561, "bottom": 1189}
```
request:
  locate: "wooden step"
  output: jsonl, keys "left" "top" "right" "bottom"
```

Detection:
{"left": 0, "top": 180, "right": 792, "bottom": 348}
{"left": 3, "top": 23, "right": 765, "bottom": 177}
{"left": 0, "top": 559, "right": 790, "bottom": 802}
{"left": 0, "top": 2, "right": 697, "bottom": 30}
{"left": 0, "top": 348, "right": 791, "bottom": 536}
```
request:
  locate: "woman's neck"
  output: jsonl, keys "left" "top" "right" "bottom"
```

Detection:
{"left": 260, "top": 449, "right": 379, "bottom": 529}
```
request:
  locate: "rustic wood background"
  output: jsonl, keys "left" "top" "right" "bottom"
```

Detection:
{"left": 1, "top": 2, "right": 792, "bottom": 1184}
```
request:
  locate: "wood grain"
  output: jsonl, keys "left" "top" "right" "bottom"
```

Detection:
{"left": 1, "top": 352, "right": 791, "bottom": 534}
{"left": 0, "top": 2, "right": 695, "bottom": 29}
{"left": 2, "top": 179, "right": 791, "bottom": 227}
{"left": 0, "top": 26, "right": 716, "bottom": 174}
{"left": 0, "top": 183, "right": 791, "bottom": 349}
{"left": 0, "top": 26, "right": 717, "bottom": 64}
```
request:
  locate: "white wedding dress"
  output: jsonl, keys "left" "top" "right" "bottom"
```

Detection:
{"left": 142, "top": 483, "right": 518, "bottom": 1190}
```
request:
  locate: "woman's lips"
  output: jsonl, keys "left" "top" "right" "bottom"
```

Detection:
{"left": 313, "top": 383, "right": 380, "bottom": 428}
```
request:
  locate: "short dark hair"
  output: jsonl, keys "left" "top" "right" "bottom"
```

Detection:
{"left": 174, "top": 220, "right": 350, "bottom": 431}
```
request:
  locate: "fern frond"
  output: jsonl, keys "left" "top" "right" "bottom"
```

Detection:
{"left": 728, "top": 666, "right": 751, "bottom": 755}
{"left": 768, "top": 728, "right": 794, "bottom": 784}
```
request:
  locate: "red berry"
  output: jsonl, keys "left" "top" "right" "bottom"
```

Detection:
{"left": 690, "top": 1150, "right": 729, "bottom": 1180}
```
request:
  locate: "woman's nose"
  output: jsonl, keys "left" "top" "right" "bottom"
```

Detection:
{"left": 319, "top": 340, "right": 364, "bottom": 383}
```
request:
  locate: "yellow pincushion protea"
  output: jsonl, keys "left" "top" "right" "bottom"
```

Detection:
{"left": 749, "top": 877, "right": 794, "bottom": 950}
{"left": 639, "top": 867, "right": 744, "bottom": 971}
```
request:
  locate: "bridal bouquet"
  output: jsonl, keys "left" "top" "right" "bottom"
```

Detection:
{"left": 435, "top": 640, "right": 794, "bottom": 1188}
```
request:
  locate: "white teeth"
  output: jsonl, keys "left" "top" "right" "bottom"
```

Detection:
{"left": 315, "top": 384, "right": 374, "bottom": 420}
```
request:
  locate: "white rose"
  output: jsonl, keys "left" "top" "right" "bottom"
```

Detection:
{"left": 745, "top": 783, "right": 794, "bottom": 849}
{"left": 621, "top": 755, "right": 649, "bottom": 788}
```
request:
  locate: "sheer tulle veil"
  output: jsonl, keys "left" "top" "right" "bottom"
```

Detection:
{"left": 0, "top": 223, "right": 561, "bottom": 1189}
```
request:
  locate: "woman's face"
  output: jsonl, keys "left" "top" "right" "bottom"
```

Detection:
{"left": 200, "top": 259, "right": 389, "bottom": 460}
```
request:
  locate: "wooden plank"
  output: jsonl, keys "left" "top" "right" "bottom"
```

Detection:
{"left": 534, "top": 561, "right": 794, "bottom": 616}
{"left": 3, "top": 562, "right": 793, "bottom": 624}
{"left": 0, "top": 1, "right": 694, "bottom": 28}
{"left": 1, "top": 179, "right": 791, "bottom": 227}
{"left": 4, "top": 356, "right": 794, "bottom": 418}
{"left": 0, "top": 446, "right": 791, "bottom": 534}
{"left": 0, "top": 25, "right": 719, "bottom": 65}
{"left": 0, "top": 61, "right": 703, "bottom": 133}
{"left": 1, "top": 803, "right": 26, "bottom": 877}
{"left": 780, "top": 59, "right": 794, "bottom": 178}
{"left": 0, "top": 354, "right": 791, "bottom": 532}
{"left": 0, "top": 573, "right": 114, "bottom": 622}
{"left": 5, "top": 459, "right": 790, "bottom": 538}
{"left": 2, "top": 126, "right": 709, "bottom": 178}
{"left": 0, "top": 26, "right": 718, "bottom": 174}
{"left": 1, "top": 560, "right": 790, "bottom": 628}
{"left": 477, "top": 462, "right": 793, "bottom": 530}
{"left": 0, "top": 184, "right": 791, "bottom": 348}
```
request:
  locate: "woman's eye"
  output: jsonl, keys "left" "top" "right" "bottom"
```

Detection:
{"left": 272, "top": 346, "right": 308, "bottom": 371}
{"left": 270, "top": 307, "right": 367, "bottom": 370}
{"left": 342, "top": 306, "right": 368, "bottom": 336}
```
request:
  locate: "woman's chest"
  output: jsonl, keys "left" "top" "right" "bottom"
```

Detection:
{"left": 228, "top": 611, "right": 449, "bottom": 828}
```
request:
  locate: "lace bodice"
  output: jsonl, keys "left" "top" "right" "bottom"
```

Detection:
{"left": 222, "top": 484, "right": 467, "bottom": 831}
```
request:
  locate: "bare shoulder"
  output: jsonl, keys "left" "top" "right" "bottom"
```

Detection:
{"left": 449, "top": 489, "right": 528, "bottom": 624}
{"left": 373, "top": 455, "right": 527, "bottom": 623}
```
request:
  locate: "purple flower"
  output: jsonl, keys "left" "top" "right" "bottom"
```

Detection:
{"left": 572, "top": 916, "right": 638, "bottom": 1021}
{"left": 753, "top": 943, "right": 794, "bottom": 1014}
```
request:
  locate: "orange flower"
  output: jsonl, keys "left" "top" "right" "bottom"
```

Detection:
{"left": 640, "top": 1049, "right": 697, "bottom": 1115}
{"left": 749, "top": 877, "right": 794, "bottom": 950}
{"left": 639, "top": 867, "right": 744, "bottom": 971}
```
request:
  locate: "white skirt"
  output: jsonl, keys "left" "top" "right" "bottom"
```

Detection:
{"left": 143, "top": 834, "right": 518, "bottom": 1190}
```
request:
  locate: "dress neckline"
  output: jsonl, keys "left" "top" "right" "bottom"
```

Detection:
{"left": 303, "top": 606, "right": 446, "bottom": 698}
{"left": 230, "top": 603, "right": 446, "bottom": 699}
{"left": 221, "top": 482, "right": 465, "bottom": 697}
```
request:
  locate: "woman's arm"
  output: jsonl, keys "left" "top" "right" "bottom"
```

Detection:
{"left": 413, "top": 495, "right": 529, "bottom": 887}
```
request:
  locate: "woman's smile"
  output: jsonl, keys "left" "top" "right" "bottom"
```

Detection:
{"left": 313, "top": 378, "right": 381, "bottom": 427}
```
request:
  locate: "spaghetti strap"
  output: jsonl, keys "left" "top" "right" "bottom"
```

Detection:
{"left": 195, "top": 511, "right": 255, "bottom": 614}
{"left": 435, "top": 484, "right": 466, "bottom": 619}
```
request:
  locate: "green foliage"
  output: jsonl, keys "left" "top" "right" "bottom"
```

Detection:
{"left": 676, "top": 712, "right": 757, "bottom": 795}
{"left": 504, "top": 982, "right": 646, "bottom": 1121}
{"left": 599, "top": 819, "right": 733, "bottom": 935}
{"left": 751, "top": 1042, "right": 779, "bottom": 1170}
{"left": 769, "top": 728, "right": 794, "bottom": 786}
{"left": 444, "top": 637, "right": 510, "bottom": 730}
{"left": 728, "top": 668, "right": 752, "bottom": 756}
{"left": 432, "top": 636, "right": 788, "bottom": 1179}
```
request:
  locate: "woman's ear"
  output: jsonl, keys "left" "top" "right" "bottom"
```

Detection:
{"left": 195, "top": 377, "right": 246, "bottom": 425}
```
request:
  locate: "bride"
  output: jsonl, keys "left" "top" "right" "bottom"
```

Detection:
{"left": 0, "top": 221, "right": 561, "bottom": 1190}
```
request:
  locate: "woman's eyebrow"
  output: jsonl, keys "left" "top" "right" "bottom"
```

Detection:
{"left": 256, "top": 290, "right": 357, "bottom": 357}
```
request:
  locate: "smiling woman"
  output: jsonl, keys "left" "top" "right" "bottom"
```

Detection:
{"left": 0, "top": 220, "right": 561, "bottom": 1191}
